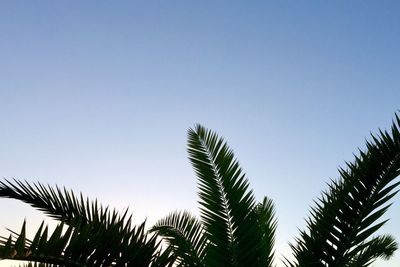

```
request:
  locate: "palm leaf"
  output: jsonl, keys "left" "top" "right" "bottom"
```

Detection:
{"left": 0, "top": 218, "right": 171, "bottom": 266}
{"left": 187, "top": 124, "right": 276, "bottom": 267}
{"left": 346, "top": 234, "right": 398, "bottom": 267}
{"left": 0, "top": 181, "right": 174, "bottom": 266}
{"left": 0, "top": 180, "right": 118, "bottom": 228}
{"left": 151, "top": 210, "right": 208, "bottom": 266}
{"left": 288, "top": 114, "right": 400, "bottom": 266}
{"left": 3, "top": 217, "right": 169, "bottom": 266}
{"left": 0, "top": 221, "right": 84, "bottom": 266}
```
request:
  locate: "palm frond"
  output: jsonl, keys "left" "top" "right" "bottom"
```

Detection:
{"left": 347, "top": 234, "right": 398, "bottom": 267}
{"left": 0, "top": 180, "right": 174, "bottom": 266}
{"left": 188, "top": 124, "right": 276, "bottom": 267}
{"left": 0, "top": 218, "right": 171, "bottom": 266}
{"left": 0, "top": 179, "right": 120, "bottom": 228}
{"left": 0, "top": 221, "right": 84, "bottom": 266}
{"left": 151, "top": 210, "right": 208, "bottom": 266}
{"left": 253, "top": 197, "right": 277, "bottom": 265}
{"left": 289, "top": 114, "right": 400, "bottom": 267}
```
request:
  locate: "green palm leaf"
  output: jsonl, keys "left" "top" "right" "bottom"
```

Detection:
{"left": 187, "top": 124, "right": 276, "bottom": 267}
{"left": 0, "top": 179, "right": 117, "bottom": 228}
{"left": 0, "top": 217, "right": 170, "bottom": 266}
{"left": 346, "top": 234, "right": 398, "bottom": 267}
{"left": 288, "top": 115, "right": 400, "bottom": 267}
{"left": 0, "top": 221, "right": 86, "bottom": 266}
{"left": 151, "top": 211, "right": 208, "bottom": 266}
{"left": 0, "top": 181, "right": 174, "bottom": 266}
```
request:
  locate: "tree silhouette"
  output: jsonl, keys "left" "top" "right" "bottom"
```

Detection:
{"left": 1, "top": 115, "right": 399, "bottom": 266}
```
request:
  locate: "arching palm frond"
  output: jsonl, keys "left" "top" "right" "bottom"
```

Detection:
{"left": 151, "top": 211, "right": 208, "bottom": 266}
{"left": 288, "top": 115, "right": 400, "bottom": 267}
{"left": 0, "top": 181, "right": 174, "bottom": 267}
{"left": 187, "top": 124, "right": 276, "bottom": 267}
{"left": 0, "top": 180, "right": 118, "bottom": 228}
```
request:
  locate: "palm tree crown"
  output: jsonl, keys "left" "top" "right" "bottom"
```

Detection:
{"left": 0, "top": 115, "right": 399, "bottom": 266}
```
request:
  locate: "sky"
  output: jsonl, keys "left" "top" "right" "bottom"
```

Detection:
{"left": 0, "top": 1, "right": 399, "bottom": 266}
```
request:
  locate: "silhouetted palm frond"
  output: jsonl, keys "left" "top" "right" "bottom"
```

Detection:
{"left": 164, "top": 125, "right": 277, "bottom": 267}
{"left": 0, "top": 180, "right": 119, "bottom": 228}
{"left": 0, "top": 182, "right": 174, "bottom": 266}
{"left": 151, "top": 211, "right": 207, "bottom": 266}
{"left": 288, "top": 115, "right": 400, "bottom": 267}
{"left": 346, "top": 234, "right": 398, "bottom": 267}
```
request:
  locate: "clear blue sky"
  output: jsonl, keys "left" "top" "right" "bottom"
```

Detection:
{"left": 0, "top": 1, "right": 399, "bottom": 266}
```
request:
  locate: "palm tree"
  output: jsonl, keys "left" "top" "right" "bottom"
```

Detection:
{"left": 0, "top": 115, "right": 400, "bottom": 266}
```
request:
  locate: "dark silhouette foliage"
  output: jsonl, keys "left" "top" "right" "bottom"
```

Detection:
{"left": 1, "top": 115, "right": 399, "bottom": 266}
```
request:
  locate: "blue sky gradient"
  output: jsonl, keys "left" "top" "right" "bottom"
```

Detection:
{"left": 0, "top": 1, "right": 399, "bottom": 266}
